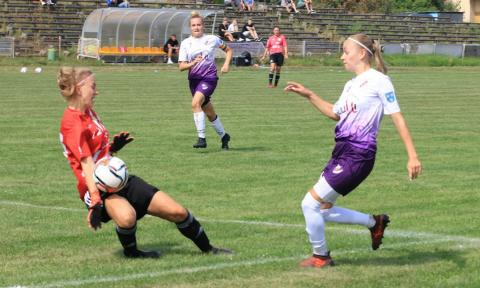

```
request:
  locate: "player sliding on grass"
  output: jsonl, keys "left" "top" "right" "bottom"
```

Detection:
{"left": 179, "top": 11, "right": 233, "bottom": 150}
{"left": 284, "top": 33, "right": 422, "bottom": 268}
{"left": 57, "top": 67, "right": 231, "bottom": 258}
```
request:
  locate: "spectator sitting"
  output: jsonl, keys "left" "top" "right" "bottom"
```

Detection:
{"left": 282, "top": 0, "right": 298, "bottom": 13}
{"left": 225, "top": 0, "right": 244, "bottom": 11}
{"left": 242, "top": 18, "right": 260, "bottom": 41}
{"left": 163, "top": 34, "right": 179, "bottom": 65}
{"left": 218, "top": 18, "right": 235, "bottom": 42}
{"left": 228, "top": 19, "right": 248, "bottom": 42}
{"left": 107, "top": 0, "right": 130, "bottom": 8}
{"left": 243, "top": 0, "right": 254, "bottom": 11}
{"left": 298, "top": 0, "right": 314, "bottom": 14}
{"left": 40, "top": 0, "right": 56, "bottom": 6}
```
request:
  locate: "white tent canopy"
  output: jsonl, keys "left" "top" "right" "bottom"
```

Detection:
{"left": 81, "top": 8, "right": 219, "bottom": 48}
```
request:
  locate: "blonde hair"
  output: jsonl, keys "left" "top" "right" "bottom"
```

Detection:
{"left": 189, "top": 11, "right": 204, "bottom": 25}
{"left": 57, "top": 67, "right": 93, "bottom": 100}
{"left": 349, "top": 33, "right": 387, "bottom": 74}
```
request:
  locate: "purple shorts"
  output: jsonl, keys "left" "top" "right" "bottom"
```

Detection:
{"left": 322, "top": 141, "right": 376, "bottom": 196}
{"left": 189, "top": 78, "right": 218, "bottom": 107}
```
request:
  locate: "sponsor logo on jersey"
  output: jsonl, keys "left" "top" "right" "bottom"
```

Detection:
{"left": 332, "top": 164, "right": 344, "bottom": 174}
{"left": 385, "top": 91, "right": 396, "bottom": 103}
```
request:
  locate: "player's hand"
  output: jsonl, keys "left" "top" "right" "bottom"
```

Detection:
{"left": 191, "top": 55, "right": 204, "bottom": 67}
{"left": 87, "top": 193, "right": 103, "bottom": 230}
{"left": 407, "top": 157, "right": 422, "bottom": 180}
{"left": 284, "top": 81, "right": 313, "bottom": 98}
{"left": 284, "top": 53, "right": 289, "bottom": 59}
{"left": 221, "top": 64, "right": 229, "bottom": 74}
{"left": 109, "top": 131, "right": 134, "bottom": 154}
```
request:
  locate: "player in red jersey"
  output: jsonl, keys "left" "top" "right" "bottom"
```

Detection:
{"left": 58, "top": 67, "right": 231, "bottom": 258}
{"left": 261, "top": 26, "right": 288, "bottom": 88}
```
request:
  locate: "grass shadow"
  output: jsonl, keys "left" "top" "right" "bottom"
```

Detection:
{"left": 113, "top": 241, "right": 201, "bottom": 258}
{"left": 195, "top": 146, "right": 269, "bottom": 154}
{"left": 339, "top": 248, "right": 467, "bottom": 268}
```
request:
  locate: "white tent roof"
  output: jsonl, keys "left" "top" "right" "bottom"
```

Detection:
{"left": 81, "top": 8, "right": 219, "bottom": 47}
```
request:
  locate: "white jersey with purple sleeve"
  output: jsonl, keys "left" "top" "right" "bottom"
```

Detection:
{"left": 178, "top": 35, "right": 226, "bottom": 80}
{"left": 332, "top": 69, "right": 400, "bottom": 151}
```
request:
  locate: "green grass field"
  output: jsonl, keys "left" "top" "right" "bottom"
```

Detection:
{"left": 1, "top": 64, "right": 479, "bottom": 287}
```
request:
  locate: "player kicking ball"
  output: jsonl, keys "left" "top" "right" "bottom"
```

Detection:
{"left": 285, "top": 33, "right": 422, "bottom": 268}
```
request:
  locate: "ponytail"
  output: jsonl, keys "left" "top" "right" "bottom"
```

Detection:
{"left": 57, "top": 67, "right": 92, "bottom": 100}
{"left": 372, "top": 40, "right": 387, "bottom": 74}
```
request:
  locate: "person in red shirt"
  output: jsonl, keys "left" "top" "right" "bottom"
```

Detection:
{"left": 58, "top": 67, "right": 231, "bottom": 258}
{"left": 261, "top": 26, "right": 288, "bottom": 88}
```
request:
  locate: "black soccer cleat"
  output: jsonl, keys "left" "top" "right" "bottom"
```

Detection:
{"left": 221, "top": 133, "right": 230, "bottom": 150}
{"left": 193, "top": 137, "right": 207, "bottom": 148}
{"left": 369, "top": 214, "right": 390, "bottom": 250}
{"left": 207, "top": 246, "right": 234, "bottom": 255}
{"left": 124, "top": 249, "right": 161, "bottom": 259}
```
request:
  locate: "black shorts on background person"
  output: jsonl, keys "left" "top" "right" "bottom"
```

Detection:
{"left": 163, "top": 34, "right": 179, "bottom": 64}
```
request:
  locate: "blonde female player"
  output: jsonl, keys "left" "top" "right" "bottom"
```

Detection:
{"left": 179, "top": 12, "right": 233, "bottom": 150}
{"left": 285, "top": 34, "right": 422, "bottom": 268}
{"left": 58, "top": 67, "right": 231, "bottom": 258}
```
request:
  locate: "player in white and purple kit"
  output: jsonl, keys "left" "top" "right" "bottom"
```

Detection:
{"left": 285, "top": 33, "right": 422, "bottom": 268}
{"left": 179, "top": 12, "right": 233, "bottom": 150}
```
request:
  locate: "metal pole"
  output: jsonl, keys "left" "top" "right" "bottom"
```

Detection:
{"left": 12, "top": 37, "right": 15, "bottom": 58}
{"left": 58, "top": 36, "right": 62, "bottom": 59}
{"left": 212, "top": 11, "right": 217, "bottom": 35}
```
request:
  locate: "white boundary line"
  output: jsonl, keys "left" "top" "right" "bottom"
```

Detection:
{"left": 2, "top": 200, "right": 480, "bottom": 288}
{"left": 2, "top": 200, "right": 480, "bottom": 244}
{"left": 5, "top": 238, "right": 477, "bottom": 288}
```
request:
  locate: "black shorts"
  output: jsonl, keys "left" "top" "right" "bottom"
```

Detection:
{"left": 100, "top": 175, "right": 159, "bottom": 223}
{"left": 269, "top": 53, "right": 284, "bottom": 66}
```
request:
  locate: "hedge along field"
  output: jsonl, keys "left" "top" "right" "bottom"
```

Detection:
{"left": 0, "top": 65, "right": 479, "bottom": 288}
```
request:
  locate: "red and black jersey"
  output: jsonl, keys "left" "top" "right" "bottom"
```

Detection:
{"left": 59, "top": 107, "right": 110, "bottom": 200}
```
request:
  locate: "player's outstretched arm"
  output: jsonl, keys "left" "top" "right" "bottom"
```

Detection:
{"left": 109, "top": 131, "right": 134, "bottom": 154}
{"left": 390, "top": 112, "right": 422, "bottom": 180}
{"left": 284, "top": 81, "right": 339, "bottom": 121}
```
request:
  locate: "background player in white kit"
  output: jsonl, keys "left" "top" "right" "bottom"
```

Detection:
{"left": 285, "top": 33, "right": 422, "bottom": 268}
{"left": 179, "top": 12, "right": 233, "bottom": 150}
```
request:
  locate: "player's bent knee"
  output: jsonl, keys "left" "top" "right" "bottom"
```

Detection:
{"left": 115, "top": 213, "right": 137, "bottom": 229}
{"left": 116, "top": 209, "right": 136, "bottom": 228}
{"left": 301, "top": 192, "right": 320, "bottom": 212}
{"left": 192, "top": 101, "right": 202, "bottom": 110}
{"left": 168, "top": 206, "right": 188, "bottom": 223}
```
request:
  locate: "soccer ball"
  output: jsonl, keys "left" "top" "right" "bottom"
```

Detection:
{"left": 93, "top": 157, "right": 129, "bottom": 193}
{"left": 34, "top": 67, "right": 42, "bottom": 73}
{"left": 20, "top": 67, "right": 28, "bottom": 73}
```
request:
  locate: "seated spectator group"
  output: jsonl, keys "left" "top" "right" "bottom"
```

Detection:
{"left": 225, "top": 0, "right": 255, "bottom": 11}
{"left": 219, "top": 18, "right": 261, "bottom": 42}
{"left": 107, "top": 0, "right": 130, "bottom": 8}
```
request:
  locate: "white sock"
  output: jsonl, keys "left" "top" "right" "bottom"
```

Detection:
{"left": 320, "top": 206, "right": 375, "bottom": 227}
{"left": 210, "top": 115, "right": 225, "bottom": 138}
{"left": 193, "top": 111, "right": 206, "bottom": 138}
{"left": 301, "top": 193, "right": 329, "bottom": 256}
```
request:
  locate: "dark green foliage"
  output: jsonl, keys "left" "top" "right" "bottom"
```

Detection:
{"left": 315, "top": 0, "right": 458, "bottom": 12}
